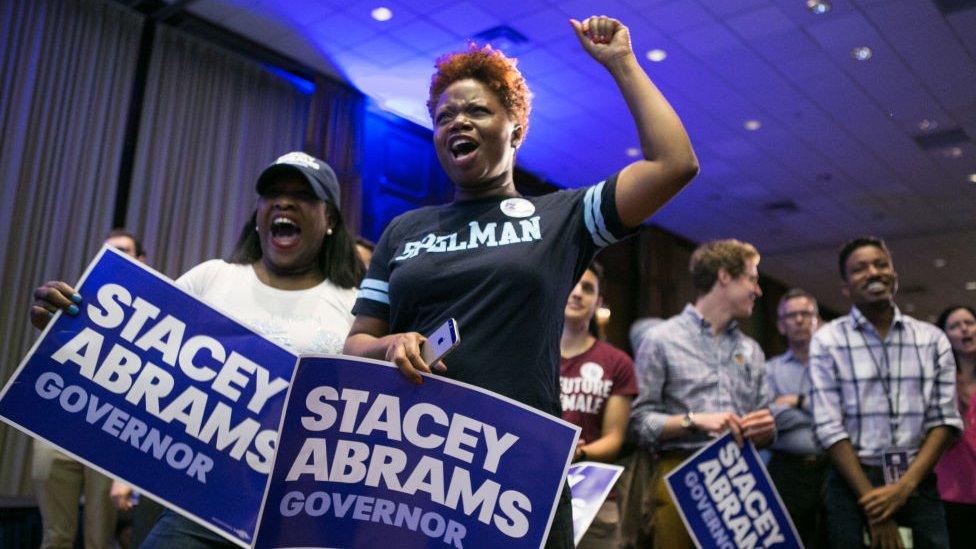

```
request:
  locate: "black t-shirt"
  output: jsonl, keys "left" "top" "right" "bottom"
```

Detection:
{"left": 353, "top": 174, "right": 634, "bottom": 415}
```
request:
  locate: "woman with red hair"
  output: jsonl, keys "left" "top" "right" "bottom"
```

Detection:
{"left": 345, "top": 15, "right": 698, "bottom": 546}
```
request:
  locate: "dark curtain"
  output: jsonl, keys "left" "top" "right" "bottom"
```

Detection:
{"left": 304, "top": 76, "right": 366, "bottom": 236}
{"left": 126, "top": 25, "right": 311, "bottom": 279}
{"left": 0, "top": 0, "right": 144, "bottom": 496}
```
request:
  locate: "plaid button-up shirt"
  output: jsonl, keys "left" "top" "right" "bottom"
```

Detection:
{"left": 632, "top": 304, "right": 771, "bottom": 452}
{"left": 808, "top": 306, "right": 962, "bottom": 466}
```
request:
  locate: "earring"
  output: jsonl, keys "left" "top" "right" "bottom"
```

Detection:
{"left": 327, "top": 228, "right": 333, "bottom": 235}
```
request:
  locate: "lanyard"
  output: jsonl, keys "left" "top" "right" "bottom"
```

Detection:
{"left": 857, "top": 326, "right": 903, "bottom": 442}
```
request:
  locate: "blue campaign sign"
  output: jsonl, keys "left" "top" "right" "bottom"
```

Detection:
{"left": 665, "top": 433, "right": 801, "bottom": 549}
{"left": 253, "top": 356, "right": 581, "bottom": 549}
{"left": 0, "top": 247, "right": 298, "bottom": 547}
{"left": 567, "top": 462, "right": 623, "bottom": 545}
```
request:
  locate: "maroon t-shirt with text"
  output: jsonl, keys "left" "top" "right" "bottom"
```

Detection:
{"left": 560, "top": 340, "right": 637, "bottom": 443}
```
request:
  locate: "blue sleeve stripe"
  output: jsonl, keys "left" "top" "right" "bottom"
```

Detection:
{"left": 357, "top": 288, "right": 390, "bottom": 305}
{"left": 591, "top": 181, "right": 619, "bottom": 245}
{"left": 583, "top": 185, "right": 609, "bottom": 247}
{"left": 360, "top": 278, "right": 389, "bottom": 293}
{"left": 584, "top": 182, "right": 617, "bottom": 247}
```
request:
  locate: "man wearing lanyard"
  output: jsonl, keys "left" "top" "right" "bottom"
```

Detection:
{"left": 809, "top": 236, "right": 961, "bottom": 548}
{"left": 631, "top": 239, "right": 775, "bottom": 549}
{"left": 765, "top": 288, "right": 826, "bottom": 547}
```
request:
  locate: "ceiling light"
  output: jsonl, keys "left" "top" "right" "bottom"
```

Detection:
{"left": 744, "top": 119, "right": 761, "bottom": 131}
{"left": 918, "top": 119, "right": 938, "bottom": 132}
{"left": 934, "top": 258, "right": 947, "bottom": 268}
{"left": 626, "top": 147, "right": 640, "bottom": 157}
{"left": 371, "top": 7, "right": 393, "bottom": 22}
{"left": 968, "top": 173, "right": 976, "bottom": 184}
{"left": 851, "top": 46, "right": 872, "bottom": 61}
{"left": 944, "top": 147, "right": 963, "bottom": 159}
{"left": 646, "top": 49, "right": 667, "bottom": 62}
{"left": 967, "top": 281, "right": 976, "bottom": 291}
{"left": 806, "top": 0, "right": 831, "bottom": 15}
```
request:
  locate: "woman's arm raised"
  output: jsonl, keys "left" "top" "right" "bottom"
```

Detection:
{"left": 570, "top": 16, "right": 699, "bottom": 228}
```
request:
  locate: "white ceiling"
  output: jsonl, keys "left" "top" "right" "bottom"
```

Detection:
{"left": 178, "top": 0, "right": 976, "bottom": 320}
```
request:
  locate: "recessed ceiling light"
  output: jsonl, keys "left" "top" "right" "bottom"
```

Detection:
{"left": 371, "top": 7, "right": 393, "bottom": 22}
{"left": 646, "top": 49, "right": 667, "bottom": 62}
{"left": 934, "top": 258, "right": 947, "bottom": 268}
{"left": 626, "top": 147, "right": 640, "bottom": 157}
{"left": 918, "top": 119, "right": 938, "bottom": 131}
{"left": 943, "top": 147, "right": 963, "bottom": 159}
{"left": 806, "top": 0, "right": 832, "bottom": 15}
{"left": 968, "top": 173, "right": 976, "bottom": 184}
{"left": 967, "top": 281, "right": 976, "bottom": 291}
{"left": 851, "top": 46, "right": 873, "bottom": 61}
{"left": 744, "top": 119, "right": 761, "bottom": 131}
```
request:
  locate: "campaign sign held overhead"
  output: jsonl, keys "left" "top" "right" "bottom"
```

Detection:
{"left": 0, "top": 247, "right": 297, "bottom": 547}
{"left": 253, "top": 356, "right": 580, "bottom": 549}
{"left": 665, "top": 433, "right": 801, "bottom": 549}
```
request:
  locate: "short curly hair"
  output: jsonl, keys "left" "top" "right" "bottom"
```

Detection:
{"left": 427, "top": 44, "right": 531, "bottom": 140}
{"left": 689, "top": 239, "right": 760, "bottom": 294}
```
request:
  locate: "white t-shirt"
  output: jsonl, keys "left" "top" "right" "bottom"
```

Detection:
{"left": 176, "top": 260, "right": 356, "bottom": 354}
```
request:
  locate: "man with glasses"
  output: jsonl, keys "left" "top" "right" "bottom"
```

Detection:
{"left": 765, "top": 288, "right": 824, "bottom": 547}
{"left": 631, "top": 239, "right": 775, "bottom": 548}
{"left": 809, "top": 236, "right": 961, "bottom": 548}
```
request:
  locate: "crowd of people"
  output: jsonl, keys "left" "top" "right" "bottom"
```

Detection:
{"left": 556, "top": 235, "right": 975, "bottom": 549}
{"left": 23, "top": 14, "right": 973, "bottom": 549}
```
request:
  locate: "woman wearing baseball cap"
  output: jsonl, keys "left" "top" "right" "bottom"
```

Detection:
{"left": 31, "top": 151, "right": 363, "bottom": 547}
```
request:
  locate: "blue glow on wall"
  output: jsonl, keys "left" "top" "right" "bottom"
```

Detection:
{"left": 359, "top": 102, "right": 452, "bottom": 241}
{"left": 262, "top": 64, "right": 315, "bottom": 95}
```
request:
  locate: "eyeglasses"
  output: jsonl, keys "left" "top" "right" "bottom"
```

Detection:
{"left": 780, "top": 311, "right": 816, "bottom": 321}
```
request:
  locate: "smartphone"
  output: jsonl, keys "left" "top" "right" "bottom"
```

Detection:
{"left": 421, "top": 318, "right": 461, "bottom": 367}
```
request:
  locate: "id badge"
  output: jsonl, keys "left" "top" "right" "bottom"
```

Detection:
{"left": 881, "top": 447, "right": 910, "bottom": 485}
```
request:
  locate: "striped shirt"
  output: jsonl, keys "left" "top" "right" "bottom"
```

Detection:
{"left": 632, "top": 304, "right": 771, "bottom": 451}
{"left": 808, "top": 306, "right": 962, "bottom": 466}
{"left": 352, "top": 174, "right": 635, "bottom": 414}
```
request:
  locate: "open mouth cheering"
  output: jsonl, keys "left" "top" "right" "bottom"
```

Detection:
{"left": 270, "top": 216, "right": 301, "bottom": 249}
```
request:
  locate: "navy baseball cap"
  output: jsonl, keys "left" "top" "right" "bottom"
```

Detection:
{"left": 256, "top": 152, "right": 341, "bottom": 207}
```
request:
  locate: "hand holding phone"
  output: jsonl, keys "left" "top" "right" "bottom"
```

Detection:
{"left": 421, "top": 318, "right": 460, "bottom": 370}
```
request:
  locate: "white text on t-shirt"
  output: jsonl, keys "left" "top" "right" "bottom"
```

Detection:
{"left": 395, "top": 217, "right": 541, "bottom": 261}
